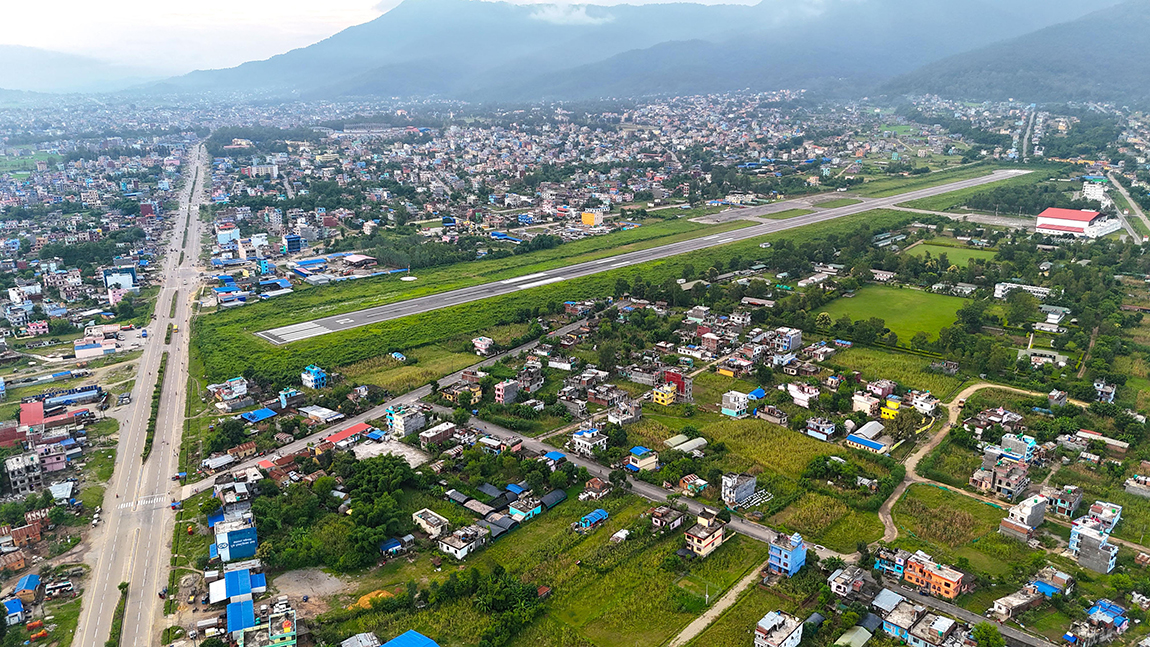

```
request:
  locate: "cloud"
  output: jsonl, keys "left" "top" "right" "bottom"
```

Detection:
{"left": 529, "top": 5, "right": 614, "bottom": 25}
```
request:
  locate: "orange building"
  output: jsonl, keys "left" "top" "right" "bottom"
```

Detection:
{"left": 902, "top": 550, "right": 971, "bottom": 600}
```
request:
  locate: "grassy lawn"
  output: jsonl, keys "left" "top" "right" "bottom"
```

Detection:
{"left": 854, "top": 164, "right": 1000, "bottom": 198}
{"left": 814, "top": 198, "right": 863, "bottom": 208}
{"left": 343, "top": 344, "right": 480, "bottom": 394}
{"left": 906, "top": 242, "right": 998, "bottom": 266}
{"left": 819, "top": 285, "right": 966, "bottom": 343}
{"left": 760, "top": 209, "right": 814, "bottom": 220}
{"left": 80, "top": 485, "right": 105, "bottom": 510}
{"left": 897, "top": 169, "right": 1050, "bottom": 211}
{"left": 85, "top": 447, "right": 116, "bottom": 482}
{"left": 691, "top": 372, "right": 760, "bottom": 409}
{"left": 0, "top": 152, "right": 60, "bottom": 172}
{"left": 826, "top": 346, "right": 965, "bottom": 398}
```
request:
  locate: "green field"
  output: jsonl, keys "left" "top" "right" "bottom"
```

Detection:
{"left": 819, "top": 285, "right": 966, "bottom": 342}
{"left": 318, "top": 493, "right": 771, "bottom": 647}
{"left": 853, "top": 164, "right": 1001, "bottom": 198}
{"left": 193, "top": 209, "right": 923, "bottom": 385}
{"left": 827, "top": 346, "right": 964, "bottom": 397}
{"left": 897, "top": 169, "right": 1050, "bottom": 212}
{"left": 0, "top": 152, "right": 60, "bottom": 172}
{"left": 906, "top": 242, "right": 998, "bottom": 266}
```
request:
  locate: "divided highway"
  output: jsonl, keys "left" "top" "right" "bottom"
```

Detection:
{"left": 74, "top": 145, "right": 207, "bottom": 647}
{"left": 257, "top": 169, "right": 1030, "bottom": 345}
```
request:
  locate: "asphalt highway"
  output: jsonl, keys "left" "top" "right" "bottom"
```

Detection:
{"left": 257, "top": 170, "right": 1030, "bottom": 345}
{"left": 73, "top": 145, "right": 207, "bottom": 647}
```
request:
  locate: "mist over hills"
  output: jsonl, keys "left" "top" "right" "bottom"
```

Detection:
{"left": 150, "top": 0, "right": 1125, "bottom": 102}
{"left": 884, "top": 1, "right": 1150, "bottom": 105}
{"left": 0, "top": 45, "right": 162, "bottom": 94}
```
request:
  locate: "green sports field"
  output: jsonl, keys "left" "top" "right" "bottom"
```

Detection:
{"left": 820, "top": 285, "right": 965, "bottom": 341}
{"left": 906, "top": 242, "right": 997, "bottom": 266}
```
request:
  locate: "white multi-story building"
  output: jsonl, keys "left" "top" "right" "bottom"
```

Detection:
{"left": 994, "top": 282, "right": 1052, "bottom": 300}
{"left": 754, "top": 611, "right": 803, "bottom": 647}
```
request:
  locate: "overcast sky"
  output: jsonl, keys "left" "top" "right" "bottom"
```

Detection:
{"left": 3, "top": 0, "right": 759, "bottom": 74}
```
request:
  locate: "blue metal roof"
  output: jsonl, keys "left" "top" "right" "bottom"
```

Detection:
{"left": 226, "top": 600, "right": 256, "bottom": 633}
{"left": 207, "top": 510, "right": 224, "bottom": 528}
{"left": 379, "top": 538, "right": 403, "bottom": 553}
{"left": 240, "top": 407, "right": 277, "bottom": 423}
{"left": 250, "top": 573, "right": 266, "bottom": 590}
{"left": 630, "top": 446, "right": 650, "bottom": 456}
{"left": 846, "top": 434, "right": 884, "bottom": 451}
{"left": 225, "top": 569, "right": 252, "bottom": 597}
{"left": 3, "top": 599, "right": 22, "bottom": 615}
{"left": 544, "top": 451, "right": 565, "bottom": 461}
{"left": 384, "top": 630, "right": 441, "bottom": 647}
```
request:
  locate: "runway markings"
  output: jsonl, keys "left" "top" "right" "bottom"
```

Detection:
{"left": 702, "top": 234, "right": 720, "bottom": 241}
{"left": 717, "top": 237, "right": 734, "bottom": 243}
{"left": 517, "top": 276, "right": 565, "bottom": 290}
{"left": 610, "top": 261, "right": 631, "bottom": 268}
{"left": 593, "top": 258, "right": 613, "bottom": 264}
{"left": 500, "top": 272, "right": 548, "bottom": 285}
{"left": 335, "top": 318, "right": 354, "bottom": 325}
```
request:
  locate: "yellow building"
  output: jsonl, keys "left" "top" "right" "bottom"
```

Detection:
{"left": 652, "top": 384, "right": 677, "bottom": 406}
{"left": 581, "top": 212, "right": 604, "bottom": 226}
{"left": 880, "top": 396, "right": 901, "bottom": 420}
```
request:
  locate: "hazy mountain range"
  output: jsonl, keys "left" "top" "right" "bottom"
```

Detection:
{"left": 7, "top": 0, "right": 1147, "bottom": 104}
{"left": 0, "top": 45, "right": 163, "bottom": 94}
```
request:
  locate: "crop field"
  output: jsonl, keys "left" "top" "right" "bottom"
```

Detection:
{"left": 0, "top": 152, "right": 60, "bottom": 172}
{"left": 321, "top": 493, "right": 770, "bottom": 647}
{"left": 819, "top": 286, "right": 965, "bottom": 343}
{"left": 906, "top": 242, "right": 998, "bottom": 266}
{"left": 700, "top": 419, "right": 845, "bottom": 480}
{"left": 768, "top": 492, "right": 884, "bottom": 553}
{"left": 891, "top": 484, "right": 1004, "bottom": 547}
{"left": 193, "top": 209, "right": 922, "bottom": 384}
{"left": 826, "top": 346, "right": 965, "bottom": 397}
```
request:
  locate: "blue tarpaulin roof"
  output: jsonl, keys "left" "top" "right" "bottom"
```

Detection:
{"left": 227, "top": 600, "right": 256, "bottom": 633}
{"left": 384, "top": 630, "right": 441, "bottom": 647}
{"left": 207, "top": 510, "right": 224, "bottom": 528}
{"left": 581, "top": 509, "right": 608, "bottom": 525}
{"left": 506, "top": 483, "right": 525, "bottom": 494}
{"left": 379, "top": 538, "right": 403, "bottom": 553}
{"left": 240, "top": 407, "right": 277, "bottom": 423}
{"left": 16, "top": 574, "right": 39, "bottom": 591}
{"left": 748, "top": 388, "right": 767, "bottom": 400}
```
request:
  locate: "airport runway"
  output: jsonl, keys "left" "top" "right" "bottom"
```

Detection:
{"left": 256, "top": 169, "right": 1030, "bottom": 345}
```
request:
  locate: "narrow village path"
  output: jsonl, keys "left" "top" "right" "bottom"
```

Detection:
{"left": 667, "top": 557, "right": 771, "bottom": 647}
{"left": 874, "top": 381, "right": 1088, "bottom": 543}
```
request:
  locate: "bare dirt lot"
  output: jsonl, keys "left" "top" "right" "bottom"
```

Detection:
{"left": 271, "top": 568, "right": 348, "bottom": 618}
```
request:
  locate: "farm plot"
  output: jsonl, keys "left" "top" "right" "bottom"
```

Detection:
{"left": 826, "top": 346, "right": 965, "bottom": 397}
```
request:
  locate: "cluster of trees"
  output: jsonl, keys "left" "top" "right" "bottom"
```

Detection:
{"left": 901, "top": 109, "right": 1013, "bottom": 149}
{"left": 964, "top": 182, "right": 1100, "bottom": 216}
{"left": 38, "top": 226, "right": 146, "bottom": 268}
